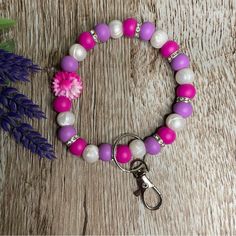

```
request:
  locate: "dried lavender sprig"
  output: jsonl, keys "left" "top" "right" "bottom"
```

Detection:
{"left": 0, "top": 49, "right": 40, "bottom": 85}
{"left": 0, "top": 86, "right": 46, "bottom": 119}
{"left": 0, "top": 108, "right": 55, "bottom": 159}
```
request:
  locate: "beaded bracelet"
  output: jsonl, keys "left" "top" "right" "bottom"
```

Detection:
{"left": 51, "top": 18, "right": 196, "bottom": 210}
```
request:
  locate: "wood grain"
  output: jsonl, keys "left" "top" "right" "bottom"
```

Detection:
{"left": 0, "top": 0, "right": 235, "bottom": 234}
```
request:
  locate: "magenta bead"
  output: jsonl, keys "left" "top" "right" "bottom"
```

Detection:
{"left": 171, "top": 53, "right": 190, "bottom": 71}
{"left": 61, "top": 56, "right": 79, "bottom": 72}
{"left": 156, "top": 126, "right": 176, "bottom": 144}
{"left": 95, "top": 23, "right": 110, "bottom": 42}
{"left": 139, "top": 22, "right": 155, "bottom": 41}
{"left": 160, "top": 40, "right": 180, "bottom": 58}
{"left": 69, "top": 138, "right": 87, "bottom": 157}
{"left": 99, "top": 143, "right": 112, "bottom": 161}
{"left": 144, "top": 137, "right": 161, "bottom": 155}
{"left": 53, "top": 96, "right": 72, "bottom": 112}
{"left": 58, "top": 126, "right": 76, "bottom": 143}
{"left": 123, "top": 18, "right": 137, "bottom": 37}
{"left": 173, "top": 102, "right": 193, "bottom": 118}
{"left": 77, "top": 32, "right": 96, "bottom": 51}
{"left": 176, "top": 84, "right": 196, "bottom": 99}
{"left": 116, "top": 144, "right": 132, "bottom": 164}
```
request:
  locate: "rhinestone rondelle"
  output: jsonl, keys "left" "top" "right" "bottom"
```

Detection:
{"left": 135, "top": 23, "right": 142, "bottom": 38}
{"left": 167, "top": 49, "right": 181, "bottom": 63}
{"left": 153, "top": 134, "right": 165, "bottom": 147}
{"left": 176, "top": 97, "right": 191, "bottom": 103}
{"left": 66, "top": 134, "right": 80, "bottom": 147}
{"left": 90, "top": 29, "right": 99, "bottom": 43}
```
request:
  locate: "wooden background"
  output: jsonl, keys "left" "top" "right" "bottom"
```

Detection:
{"left": 0, "top": 0, "right": 235, "bottom": 235}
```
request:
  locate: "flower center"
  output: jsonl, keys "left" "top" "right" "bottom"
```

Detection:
{"left": 60, "top": 79, "right": 72, "bottom": 90}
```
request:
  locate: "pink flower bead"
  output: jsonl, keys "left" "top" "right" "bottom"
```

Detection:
{"left": 52, "top": 71, "right": 83, "bottom": 100}
{"left": 69, "top": 138, "right": 87, "bottom": 157}
{"left": 156, "top": 126, "right": 176, "bottom": 144}
{"left": 176, "top": 84, "right": 196, "bottom": 99}
{"left": 53, "top": 96, "right": 72, "bottom": 112}
{"left": 160, "top": 40, "right": 180, "bottom": 58}
{"left": 116, "top": 144, "right": 132, "bottom": 164}
{"left": 76, "top": 32, "right": 96, "bottom": 51}
{"left": 123, "top": 18, "right": 137, "bottom": 37}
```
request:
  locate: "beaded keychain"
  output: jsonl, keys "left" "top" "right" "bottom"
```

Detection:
{"left": 51, "top": 18, "right": 196, "bottom": 210}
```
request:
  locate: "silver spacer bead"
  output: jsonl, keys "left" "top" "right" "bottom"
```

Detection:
{"left": 176, "top": 97, "right": 191, "bottom": 103}
{"left": 167, "top": 49, "right": 181, "bottom": 63}
{"left": 90, "top": 29, "right": 99, "bottom": 43}
{"left": 153, "top": 134, "right": 165, "bottom": 147}
{"left": 135, "top": 22, "right": 142, "bottom": 38}
{"left": 66, "top": 134, "right": 80, "bottom": 147}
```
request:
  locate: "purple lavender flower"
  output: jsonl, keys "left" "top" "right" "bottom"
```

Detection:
{"left": 0, "top": 108, "right": 55, "bottom": 159}
{"left": 0, "top": 49, "right": 40, "bottom": 85}
{"left": 0, "top": 87, "right": 46, "bottom": 119}
{"left": 0, "top": 49, "right": 55, "bottom": 159}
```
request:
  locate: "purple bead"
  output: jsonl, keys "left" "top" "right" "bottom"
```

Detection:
{"left": 61, "top": 56, "right": 79, "bottom": 72}
{"left": 95, "top": 23, "right": 111, "bottom": 42}
{"left": 173, "top": 102, "right": 193, "bottom": 118}
{"left": 144, "top": 137, "right": 161, "bottom": 155}
{"left": 99, "top": 143, "right": 112, "bottom": 161}
{"left": 58, "top": 125, "right": 76, "bottom": 143}
{"left": 139, "top": 22, "right": 156, "bottom": 41}
{"left": 171, "top": 53, "right": 190, "bottom": 71}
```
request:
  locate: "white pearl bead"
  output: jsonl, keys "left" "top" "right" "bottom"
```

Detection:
{"left": 166, "top": 113, "right": 186, "bottom": 131}
{"left": 69, "top": 44, "right": 87, "bottom": 61}
{"left": 129, "top": 139, "right": 146, "bottom": 159}
{"left": 175, "top": 68, "right": 195, "bottom": 84}
{"left": 150, "top": 30, "right": 168, "bottom": 48}
{"left": 109, "top": 20, "right": 123, "bottom": 39}
{"left": 57, "top": 111, "right": 75, "bottom": 126}
{"left": 83, "top": 145, "right": 99, "bottom": 163}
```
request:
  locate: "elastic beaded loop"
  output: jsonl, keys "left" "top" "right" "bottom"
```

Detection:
{"left": 51, "top": 18, "right": 196, "bottom": 165}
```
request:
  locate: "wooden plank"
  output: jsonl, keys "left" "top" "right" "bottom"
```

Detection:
{"left": 0, "top": 0, "right": 235, "bottom": 234}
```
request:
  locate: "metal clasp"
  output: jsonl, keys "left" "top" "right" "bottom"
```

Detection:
{"left": 112, "top": 133, "right": 163, "bottom": 211}
{"left": 131, "top": 161, "right": 162, "bottom": 211}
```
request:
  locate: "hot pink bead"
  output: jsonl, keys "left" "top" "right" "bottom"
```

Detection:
{"left": 160, "top": 40, "right": 180, "bottom": 58}
{"left": 156, "top": 126, "right": 176, "bottom": 144}
{"left": 116, "top": 144, "right": 132, "bottom": 164}
{"left": 123, "top": 18, "right": 137, "bottom": 37}
{"left": 69, "top": 138, "right": 87, "bottom": 157}
{"left": 176, "top": 84, "right": 196, "bottom": 99}
{"left": 76, "top": 32, "right": 96, "bottom": 51}
{"left": 53, "top": 96, "right": 72, "bottom": 112}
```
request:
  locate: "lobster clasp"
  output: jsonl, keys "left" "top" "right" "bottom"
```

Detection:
{"left": 132, "top": 166, "right": 162, "bottom": 211}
